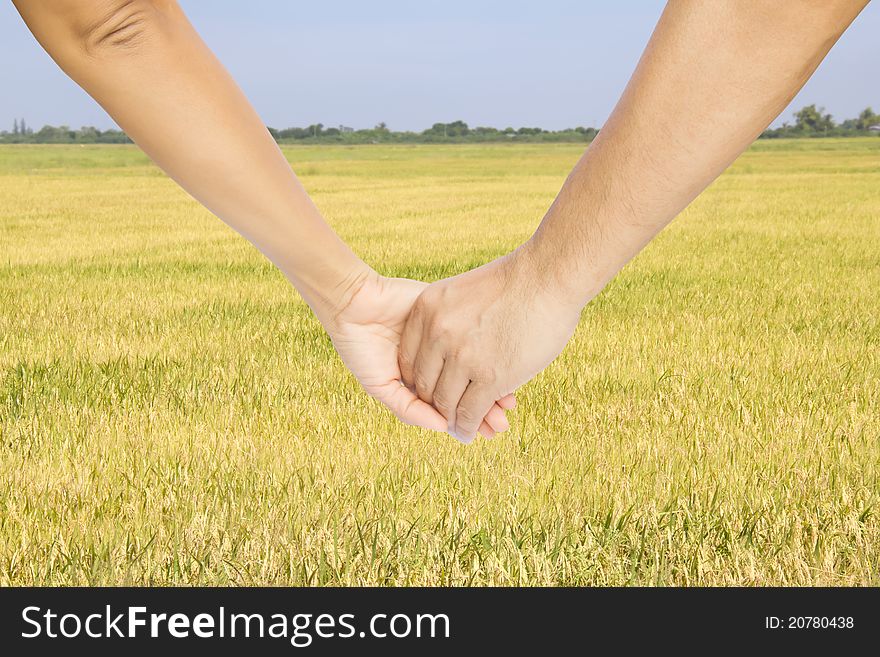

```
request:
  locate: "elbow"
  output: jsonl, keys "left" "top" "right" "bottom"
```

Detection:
{"left": 66, "top": 0, "right": 180, "bottom": 58}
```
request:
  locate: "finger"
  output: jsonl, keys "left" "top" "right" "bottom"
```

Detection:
{"left": 486, "top": 393, "right": 517, "bottom": 433}
{"left": 484, "top": 403, "right": 510, "bottom": 434}
{"left": 397, "top": 308, "right": 423, "bottom": 390}
{"left": 412, "top": 347, "right": 444, "bottom": 405}
{"left": 432, "top": 361, "right": 472, "bottom": 441}
{"left": 497, "top": 394, "right": 517, "bottom": 410}
{"left": 454, "top": 382, "right": 499, "bottom": 443}
{"left": 375, "top": 380, "right": 448, "bottom": 432}
{"left": 478, "top": 420, "right": 496, "bottom": 439}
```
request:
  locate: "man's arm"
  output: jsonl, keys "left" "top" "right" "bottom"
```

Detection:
{"left": 399, "top": 0, "right": 869, "bottom": 442}
{"left": 525, "top": 0, "right": 869, "bottom": 308}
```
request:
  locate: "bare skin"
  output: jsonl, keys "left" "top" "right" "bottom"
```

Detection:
{"left": 11, "top": 0, "right": 514, "bottom": 438}
{"left": 400, "top": 0, "right": 870, "bottom": 442}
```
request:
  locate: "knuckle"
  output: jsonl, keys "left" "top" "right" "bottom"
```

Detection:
{"left": 413, "top": 373, "right": 431, "bottom": 395}
{"left": 421, "top": 285, "right": 443, "bottom": 305}
{"left": 432, "top": 392, "right": 451, "bottom": 414}
{"left": 429, "top": 316, "right": 452, "bottom": 339}
{"left": 397, "top": 350, "right": 415, "bottom": 375}
{"left": 455, "top": 405, "right": 478, "bottom": 427}
{"left": 410, "top": 294, "right": 427, "bottom": 318}
{"left": 470, "top": 366, "right": 497, "bottom": 385}
{"left": 448, "top": 344, "right": 472, "bottom": 363}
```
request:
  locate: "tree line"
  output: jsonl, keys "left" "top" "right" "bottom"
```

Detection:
{"left": 1, "top": 106, "right": 878, "bottom": 145}
{"left": 760, "top": 105, "right": 880, "bottom": 138}
{"left": 3, "top": 119, "right": 132, "bottom": 143}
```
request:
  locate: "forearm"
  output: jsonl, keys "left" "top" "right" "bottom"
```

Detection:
{"left": 523, "top": 0, "right": 868, "bottom": 310}
{"left": 12, "top": 0, "right": 370, "bottom": 324}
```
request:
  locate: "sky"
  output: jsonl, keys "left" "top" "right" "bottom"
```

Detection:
{"left": 1, "top": 0, "right": 877, "bottom": 132}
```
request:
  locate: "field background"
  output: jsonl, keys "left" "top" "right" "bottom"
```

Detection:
{"left": 1, "top": 139, "right": 878, "bottom": 585}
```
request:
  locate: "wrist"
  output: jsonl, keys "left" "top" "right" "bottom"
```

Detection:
{"left": 512, "top": 237, "right": 602, "bottom": 316}
{"left": 300, "top": 260, "right": 376, "bottom": 331}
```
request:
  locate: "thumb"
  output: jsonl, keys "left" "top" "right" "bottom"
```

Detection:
{"left": 374, "top": 380, "right": 449, "bottom": 432}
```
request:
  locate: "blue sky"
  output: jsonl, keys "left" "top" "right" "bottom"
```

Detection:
{"left": 1, "top": 0, "right": 877, "bottom": 132}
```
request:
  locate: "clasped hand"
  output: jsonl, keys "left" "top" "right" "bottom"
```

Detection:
{"left": 327, "top": 247, "right": 581, "bottom": 443}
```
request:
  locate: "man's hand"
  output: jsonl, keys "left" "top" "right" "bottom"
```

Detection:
{"left": 327, "top": 271, "right": 515, "bottom": 439}
{"left": 398, "top": 249, "right": 581, "bottom": 442}
{"left": 395, "top": 0, "right": 868, "bottom": 444}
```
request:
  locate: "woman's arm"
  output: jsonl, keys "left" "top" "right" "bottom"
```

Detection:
{"left": 12, "top": 0, "right": 366, "bottom": 325}
{"left": 12, "top": 0, "right": 514, "bottom": 436}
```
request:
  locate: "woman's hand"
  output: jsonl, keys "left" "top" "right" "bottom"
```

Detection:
{"left": 326, "top": 271, "right": 515, "bottom": 440}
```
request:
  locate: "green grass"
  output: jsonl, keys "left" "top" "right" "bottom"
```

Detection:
{"left": 1, "top": 139, "right": 878, "bottom": 585}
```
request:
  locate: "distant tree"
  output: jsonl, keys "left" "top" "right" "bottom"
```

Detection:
{"left": 794, "top": 104, "right": 834, "bottom": 132}
{"left": 277, "top": 127, "right": 309, "bottom": 140}
{"left": 446, "top": 120, "right": 469, "bottom": 137}
{"left": 33, "top": 124, "right": 76, "bottom": 142}
{"left": 96, "top": 128, "right": 131, "bottom": 143}
{"left": 76, "top": 126, "right": 100, "bottom": 143}
{"left": 575, "top": 126, "right": 598, "bottom": 139}
{"left": 855, "top": 107, "right": 879, "bottom": 130}
{"left": 375, "top": 122, "right": 388, "bottom": 132}
{"left": 420, "top": 121, "right": 469, "bottom": 139}
{"left": 423, "top": 122, "right": 447, "bottom": 137}
{"left": 13, "top": 119, "right": 19, "bottom": 135}
{"left": 473, "top": 126, "right": 499, "bottom": 136}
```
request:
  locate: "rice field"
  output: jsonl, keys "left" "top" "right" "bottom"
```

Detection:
{"left": 1, "top": 138, "right": 878, "bottom": 585}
